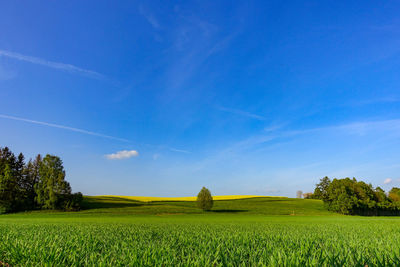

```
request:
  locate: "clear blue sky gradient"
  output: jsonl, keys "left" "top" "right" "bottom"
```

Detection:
{"left": 1, "top": 1, "right": 400, "bottom": 197}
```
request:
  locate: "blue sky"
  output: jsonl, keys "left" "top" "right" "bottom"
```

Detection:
{"left": 1, "top": 1, "right": 400, "bottom": 197}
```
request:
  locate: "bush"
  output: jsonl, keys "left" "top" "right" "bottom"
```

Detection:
{"left": 66, "top": 192, "right": 83, "bottom": 211}
{"left": 303, "top": 192, "right": 314, "bottom": 199}
{"left": 0, "top": 204, "right": 8, "bottom": 214}
{"left": 197, "top": 187, "right": 213, "bottom": 211}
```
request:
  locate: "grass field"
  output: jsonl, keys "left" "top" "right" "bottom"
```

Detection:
{"left": 1, "top": 196, "right": 400, "bottom": 266}
{"left": 81, "top": 195, "right": 329, "bottom": 215}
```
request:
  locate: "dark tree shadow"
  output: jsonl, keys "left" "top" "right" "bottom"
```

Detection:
{"left": 210, "top": 209, "right": 248, "bottom": 213}
{"left": 81, "top": 196, "right": 145, "bottom": 210}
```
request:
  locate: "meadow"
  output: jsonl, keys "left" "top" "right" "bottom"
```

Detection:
{"left": 1, "top": 196, "right": 400, "bottom": 266}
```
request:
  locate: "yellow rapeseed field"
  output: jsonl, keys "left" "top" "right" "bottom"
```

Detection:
{"left": 99, "top": 195, "right": 275, "bottom": 202}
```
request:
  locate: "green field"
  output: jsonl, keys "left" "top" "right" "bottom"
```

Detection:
{"left": 1, "top": 196, "right": 400, "bottom": 266}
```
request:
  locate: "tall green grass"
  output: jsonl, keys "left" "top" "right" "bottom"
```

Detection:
{"left": 0, "top": 197, "right": 398, "bottom": 266}
{"left": 1, "top": 216, "right": 400, "bottom": 266}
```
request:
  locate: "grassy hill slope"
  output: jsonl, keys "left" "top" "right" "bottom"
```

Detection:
{"left": 81, "top": 195, "right": 333, "bottom": 216}
{"left": 97, "top": 195, "right": 274, "bottom": 201}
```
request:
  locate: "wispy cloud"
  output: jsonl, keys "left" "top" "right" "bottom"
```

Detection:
{"left": 190, "top": 118, "right": 400, "bottom": 172}
{"left": 217, "top": 106, "right": 265, "bottom": 120}
{"left": 281, "top": 119, "right": 400, "bottom": 139}
{"left": 159, "top": 17, "right": 241, "bottom": 101}
{"left": 0, "top": 49, "right": 104, "bottom": 79}
{"left": 168, "top": 147, "right": 191, "bottom": 154}
{"left": 264, "top": 124, "right": 284, "bottom": 132}
{"left": 0, "top": 114, "right": 129, "bottom": 142}
{"left": 105, "top": 150, "right": 139, "bottom": 160}
{"left": 384, "top": 178, "right": 393, "bottom": 184}
{"left": 353, "top": 97, "right": 400, "bottom": 106}
{"left": 139, "top": 6, "right": 160, "bottom": 29}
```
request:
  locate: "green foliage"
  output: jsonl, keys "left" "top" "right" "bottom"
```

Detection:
{"left": 64, "top": 192, "right": 83, "bottom": 211}
{"left": 313, "top": 176, "right": 331, "bottom": 201}
{"left": 0, "top": 147, "right": 20, "bottom": 212}
{"left": 389, "top": 187, "right": 400, "bottom": 202}
{"left": 302, "top": 192, "right": 314, "bottom": 199}
{"left": 197, "top": 187, "right": 213, "bottom": 211}
{"left": 0, "top": 147, "right": 81, "bottom": 213}
{"left": 35, "top": 155, "right": 72, "bottom": 210}
{"left": 313, "top": 176, "right": 400, "bottom": 215}
{"left": 0, "top": 164, "right": 15, "bottom": 213}
{"left": 21, "top": 155, "right": 42, "bottom": 209}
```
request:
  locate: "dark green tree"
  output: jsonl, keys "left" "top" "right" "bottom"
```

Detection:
{"left": 0, "top": 147, "right": 19, "bottom": 212}
{"left": 197, "top": 187, "right": 213, "bottom": 211}
{"left": 13, "top": 153, "right": 26, "bottom": 209}
{"left": 312, "top": 177, "right": 400, "bottom": 215}
{"left": 325, "top": 178, "right": 358, "bottom": 214}
{"left": 313, "top": 176, "right": 331, "bottom": 201}
{"left": 0, "top": 164, "right": 15, "bottom": 213}
{"left": 22, "top": 155, "right": 42, "bottom": 209}
{"left": 0, "top": 147, "right": 81, "bottom": 213}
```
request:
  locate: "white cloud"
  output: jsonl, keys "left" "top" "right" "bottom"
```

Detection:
{"left": 0, "top": 49, "right": 104, "bottom": 79}
{"left": 384, "top": 178, "right": 393, "bottom": 184}
{"left": 106, "top": 150, "right": 139, "bottom": 160}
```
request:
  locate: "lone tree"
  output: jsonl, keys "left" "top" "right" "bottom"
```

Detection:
{"left": 296, "top": 190, "right": 303, "bottom": 198}
{"left": 197, "top": 187, "right": 213, "bottom": 211}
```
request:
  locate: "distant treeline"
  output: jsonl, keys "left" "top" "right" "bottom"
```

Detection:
{"left": 306, "top": 177, "right": 400, "bottom": 216}
{"left": 0, "top": 147, "right": 82, "bottom": 214}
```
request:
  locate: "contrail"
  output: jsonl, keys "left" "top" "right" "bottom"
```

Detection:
{"left": 0, "top": 49, "right": 104, "bottom": 79}
{"left": 0, "top": 114, "right": 129, "bottom": 142}
{"left": 0, "top": 114, "right": 192, "bottom": 152}
{"left": 216, "top": 106, "right": 265, "bottom": 120}
{"left": 168, "top": 147, "right": 191, "bottom": 154}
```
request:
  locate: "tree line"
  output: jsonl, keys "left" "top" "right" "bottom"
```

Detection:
{"left": 305, "top": 176, "right": 400, "bottom": 215}
{"left": 0, "top": 147, "right": 82, "bottom": 214}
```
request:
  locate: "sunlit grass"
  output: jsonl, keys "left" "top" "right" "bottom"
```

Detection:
{"left": 98, "top": 195, "right": 280, "bottom": 202}
{"left": 0, "top": 196, "right": 362, "bottom": 266}
{"left": 1, "top": 215, "right": 399, "bottom": 266}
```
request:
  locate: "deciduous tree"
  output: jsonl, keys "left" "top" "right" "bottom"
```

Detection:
{"left": 197, "top": 187, "right": 213, "bottom": 211}
{"left": 35, "top": 155, "right": 71, "bottom": 210}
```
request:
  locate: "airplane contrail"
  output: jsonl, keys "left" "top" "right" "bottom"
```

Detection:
{"left": 0, "top": 114, "right": 129, "bottom": 142}
{"left": 0, "top": 114, "right": 193, "bottom": 153}
{"left": 0, "top": 49, "right": 104, "bottom": 79}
